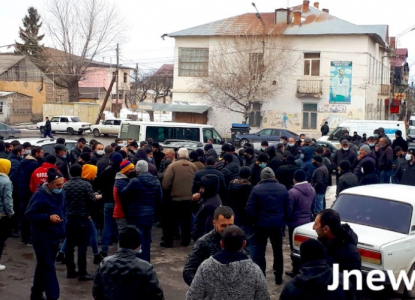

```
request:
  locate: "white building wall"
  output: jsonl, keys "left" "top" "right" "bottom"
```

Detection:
{"left": 172, "top": 34, "right": 389, "bottom": 138}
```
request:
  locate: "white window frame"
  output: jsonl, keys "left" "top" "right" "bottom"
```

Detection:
{"left": 302, "top": 103, "right": 318, "bottom": 129}
{"left": 304, "top": 53, "right": 320, "bottom": 76}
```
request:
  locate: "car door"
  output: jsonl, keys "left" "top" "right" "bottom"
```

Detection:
{"left": 0, "top": 123, "right": 7, "bottom": 137}
{"left": 271, "top": 129, "right": 281, "bottom": 142}
{"left": 112, "top": 120, "right": 122, "bottom": 134}
{"left": 50, "top": 117, "right": 60, "bottom": 131}
{"left": 257, "top": 129, "right": 273, "bottom": 142}
{"left": 101, "top": 120, "right": 114, "bottom": 134}
{"left": 59, "top": 117, "right": 70, "bottom": 131}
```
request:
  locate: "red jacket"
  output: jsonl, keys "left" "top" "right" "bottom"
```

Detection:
{"left": 30, "top": 163, "right": 61, "bottom": 193}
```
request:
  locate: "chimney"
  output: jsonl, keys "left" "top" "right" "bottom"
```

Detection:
{"left": 314, "top": 2, "right": 319, "bottom": 9}
{"left": 293, "top": 11, "right": 302, "bottom": 25}
{"left": 322, "top": 8, "right": 329, "bottom": 13}
{"left": 302, "top": 0, "right": 310, "bottom": 13}
{"left": 275, "top": 8, "right": 290, "bottom": 25}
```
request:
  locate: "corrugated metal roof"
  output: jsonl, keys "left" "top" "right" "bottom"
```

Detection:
{"left": 169, "top": 6, "right": 388, "bottom": 45}
{"left": 136, "top": 102, "right": 210, "bottom": 114}
{"left": 0, "top": 55, "right": 25, "bottom": 75}
{"left": 0, "top": 91, "right": 16, "bottom": 97}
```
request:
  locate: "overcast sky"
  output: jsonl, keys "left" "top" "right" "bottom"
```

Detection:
{"left": 1, "top": 0, "right": 415, "bottom": 80}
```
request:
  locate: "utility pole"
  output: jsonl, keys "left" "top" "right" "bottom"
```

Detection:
{"left": 135, "top": 63, "right": 139, "bottom": 113}
{"left": 115, "top": 43, "right": 119, "bottom": 117}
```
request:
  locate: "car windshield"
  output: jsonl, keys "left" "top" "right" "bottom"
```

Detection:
{"left": 333, "top": 194, "right": 412, "bottom": 234}
{"left": 71, "top": 117, "right": 81, "bottom": 122}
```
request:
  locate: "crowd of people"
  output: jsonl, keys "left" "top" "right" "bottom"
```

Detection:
{"left": 0, "top": 126, "right": 410, "bottom": 299}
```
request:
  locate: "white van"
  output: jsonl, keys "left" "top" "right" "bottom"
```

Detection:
{"left": 118, "top": 121, "right": 224, "bottom": 145}
{"left": 409, "top": 115, "right": 415, "bottom": 130}
{"left": 318, "top": 120, "right": 406, "bottom": 148}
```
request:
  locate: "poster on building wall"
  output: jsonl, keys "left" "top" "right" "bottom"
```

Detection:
{"left": 330, "top": 61, "right": 352, "bottom": 104}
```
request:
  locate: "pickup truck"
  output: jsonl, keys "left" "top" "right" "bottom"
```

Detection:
{"left": 37, "top": 116, "right": 91, "bottom": 135}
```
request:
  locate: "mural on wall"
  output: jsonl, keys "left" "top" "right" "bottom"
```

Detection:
{"left": 330, "top": 61, "right": 352, "bottom": 104}
{"left": 262, "top": 112, "right": 300, "bottom": 129}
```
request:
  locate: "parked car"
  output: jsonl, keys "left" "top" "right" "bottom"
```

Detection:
{"left": 160, "top": 139, "right": 221, "bottom": 155}
{"left": 3, "top": 138, "right": 79, "bottom": 156}
{"left": 37, "top": 116, "right": 91, "bottom": 135}
{"left": 235, "top": 128, "right": 299, "bottom": 147}
{"left": 91, "top": 118, "right": 131, "bottom": 137}
{"left": 407, "top": 129, "right": 415, "bottom": 143}
{"left": 292, "top": 184, "right": 415, "bottom": 297}
{"left": 0, "top": 123, "right": 21, "bottom": 139}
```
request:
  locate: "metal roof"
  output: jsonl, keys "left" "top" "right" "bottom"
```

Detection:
{"left": 136, "top": 102, "right": 210, "bottom": 114}
{"left": 0, "top": 91, "right": 16, "bottom": 97}
{"left": 0, "top": 55, "right": 25, "bottom": 75}
{"left": 169, "top": 6, "right": 388, "bottom": 45}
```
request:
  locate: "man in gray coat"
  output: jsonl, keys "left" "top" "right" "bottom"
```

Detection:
{"left": 186, "top": 226, "right": 270, "bottom": 300}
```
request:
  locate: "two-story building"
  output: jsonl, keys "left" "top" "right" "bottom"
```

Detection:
{"left": 168, "top": 1, "right": 391, "bottom": 137}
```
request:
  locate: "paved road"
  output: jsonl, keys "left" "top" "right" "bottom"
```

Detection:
{"left": 0, "top": 131, "right": 404, "bottom": 299}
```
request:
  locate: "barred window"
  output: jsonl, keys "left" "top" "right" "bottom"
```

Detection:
{"left": 179, "top": 48, "right": 209, "bottom": 77}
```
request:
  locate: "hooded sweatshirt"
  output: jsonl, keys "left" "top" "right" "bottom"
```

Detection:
{"left": 287, "top": 182, "right": 316, "bottom": 227}
{"left": 186, "top": 251, "right": 270, "bottom": 300}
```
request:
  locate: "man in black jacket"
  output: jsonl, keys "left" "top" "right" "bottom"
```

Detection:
{"left": 63, "top": 164, "right": 96, "bottom": 281}
{"left": 396, "top": 148, "right": 415, "bottom": 186}
{"left": 313, "top": 209, "right": 361, "bottom": 293}
{"left": 280, "top": 239, "right": 350, "bottom": 300}
{"left": 183, "top": 206, "right": 234, "bottom": 286}
{"left": 96, "top": 145, "right": 113, "bottom": 176}
{"left": 332, "top": 140, "right": 356, "bottom": 180}
{"left": 191, "top": 174, "right": 222, "bottom": 241}
{"left": 93, "top": 225, "right": 164, "bottom": 300}
{"left": 192, "top": 156, "right": 227, "bottom": 202}
{"left": 43, "top": 117, "right": 53, "bottom": 138}
{"left": 54, "top": 144, "right": 70, "bottom": 180}
{"left": 8, "top": 145, "right": 24, "bottom": 237}
{"left": 336, "top": 160, "right": 358, "bottom": 197}
{"left": 311, "top": 156, "right": 329, "bottom": 213}
{"left": 392, "top": 129, "right": 408, "bottom": 152}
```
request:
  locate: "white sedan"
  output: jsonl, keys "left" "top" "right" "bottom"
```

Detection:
{"left": 90, "top": 118, "right": 130, "bottom": 137}
{"left": 292, "top": 184, "right": 415, "bottom": 297}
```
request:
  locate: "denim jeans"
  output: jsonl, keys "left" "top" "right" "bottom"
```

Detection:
{"left": 101, "top": 203, "right": 117, "bottom": 253}
{"left": 380, "top": 170, "right": 393, "bottom": 183}
{"left": 314, "top": 194, "right": 325, "bottom": 214}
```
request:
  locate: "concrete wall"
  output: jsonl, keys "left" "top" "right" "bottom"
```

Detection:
{"left": 43, "top": 102, "right": 101, "bottom": 125}
{"left": 0, "top": 93, "right": 33, "bottom": 124}
{"left": 171, "top": 34, "right": 390, "bottom": 138}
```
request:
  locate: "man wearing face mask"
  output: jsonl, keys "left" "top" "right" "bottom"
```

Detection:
{"left": 395, "top": 149, "right": 415, "bottom": 186}
{"left": 26, "top": 168, "right": 65, "bottom": 300}
{"left": 332, "top": 140, "right": 356, "bottom": 180}
{"left": 366, "top": 136, "right": 376, "bottom": 152}
{"left": 286, "top": 137, "right": 300, "bottom": 157}
{"left": 296, "top": 134, "right": 305, "bottom": 148}
{"left": 90, "top": 143, "right": 104, "bottom": 166}
{"left": 375, "top": 137, "right": 394, "bottom": 183}
{"left": 392, "top": 146, "right": 406, "bottom": 182}
{"left": 127, "top": 141, "right": 139, "bottom": 163}
{"left": 54, "top": 144, "right": 70, "bottom": 180}
{"left": 243, "top": 147, "right": 256, "bottom": 167}
{"left": 250, "top": 153, "right": 268, "bottom": 186}
{"left": 22, "top": 142, "right": 32, "bottom": 157}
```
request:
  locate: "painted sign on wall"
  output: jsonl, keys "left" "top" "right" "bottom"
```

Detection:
{"left": 330, "top": 61, "right": 352, "bottom": 104}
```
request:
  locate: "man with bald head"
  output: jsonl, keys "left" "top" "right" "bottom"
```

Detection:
{"left": 375, "top": 137, "right": 393, "bottom": 183}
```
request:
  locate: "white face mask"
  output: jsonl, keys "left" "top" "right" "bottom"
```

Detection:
{"left": 406, "top": 154, "right": 412, "bottom": 161}
{"left": 361, "top": 167, "right": 364, "bottom": 174}
{"left": 24, "top": 149, "right": 31, "bottom": 155}
{"left": 342, "top": 147, "right": 349, "bottom": 151}
{"left": 96, "top": 150, "right": 104, "bottom": 156}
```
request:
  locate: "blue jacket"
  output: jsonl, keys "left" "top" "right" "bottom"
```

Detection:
{"left": 121, "top": 172, "right": 162, "bottom": 226}
{"left": 25, "top": 183, "right": 66, "bottom": 242}
{"left": 19, "top": 155, "right": 40, "bottom": 200}
{"left": 8, "top": 152, "right": 22, "bottom": 185}
{"left": 246, "top": 179, "right": 292, "bottom": 228}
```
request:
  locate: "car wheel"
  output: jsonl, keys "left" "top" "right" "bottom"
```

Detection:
{"left": 104, "top": 134, "right": 109, "bottom": 137}
{"left": 240, "top": 138, "right": 249, "bottom": 147}
{"left": 93, "top": 129, "right": 101, "bottom": 137}
{"left": 67, "top": 127, "right": 75, "bottom": 135}
{"left": 51, "top": 131, "right": 56, "bottom": 134}
{"left": 39, "top": 126, "right": 45, "bottom": 134}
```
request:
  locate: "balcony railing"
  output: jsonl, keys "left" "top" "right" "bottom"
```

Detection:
{"left": 296, "top": 80, "right": 323, "bottom": 99}
{"left": 379, "top": 84, "right": 390, "bottom": 96}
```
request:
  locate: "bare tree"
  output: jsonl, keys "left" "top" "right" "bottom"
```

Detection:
{"left": 131, "top": 65, "right": 173, "bottom": 121}
{"left": 43, "top": 0, "right": 124, "bottom": 102}
{"left": 196, "top": 33, "right": 298, "bottom": 123}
